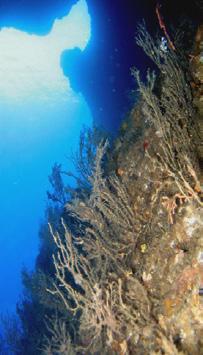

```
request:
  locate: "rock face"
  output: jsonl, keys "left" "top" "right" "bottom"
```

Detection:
{"left": 44, "top": 3, "right": 203, "bottom": 354}
{"left": 110, "top": 86, "right": 203, "bottom": 354}
{"left": 191, "top": 24, "right": 203, "bottom": 180}
{"left": 45, "top": 21, "right": 203, "bottom": 354}
{"left": 103, "top": 21, "right": 203, "bottom": 353}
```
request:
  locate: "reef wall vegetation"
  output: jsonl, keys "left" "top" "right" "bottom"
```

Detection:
{"left": 1, "top": 10, "right": 203, "bottom": 355}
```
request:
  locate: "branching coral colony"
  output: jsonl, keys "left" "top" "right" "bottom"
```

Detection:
{"left": 133, "top": 22, "right": 203, "bottom": 227}
{"left": 45, "top": 24, "right": 203, "bottom": 354}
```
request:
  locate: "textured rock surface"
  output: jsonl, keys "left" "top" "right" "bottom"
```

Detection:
{"left": 107, "top": 31, "right": 203, "bottom": 349}
{"left": 111, "top": 104, "right": 203, "bottom": 353}
{"left": 191, "top": 25, "right": 203, "bottom": 180}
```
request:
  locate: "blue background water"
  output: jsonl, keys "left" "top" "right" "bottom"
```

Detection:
{"left": 0, "top": 0, "right": 92, "bottom": 313}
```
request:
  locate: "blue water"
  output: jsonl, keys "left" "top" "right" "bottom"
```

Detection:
{"left": 0, "top": 0, "right": 92, "bottom": 313}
